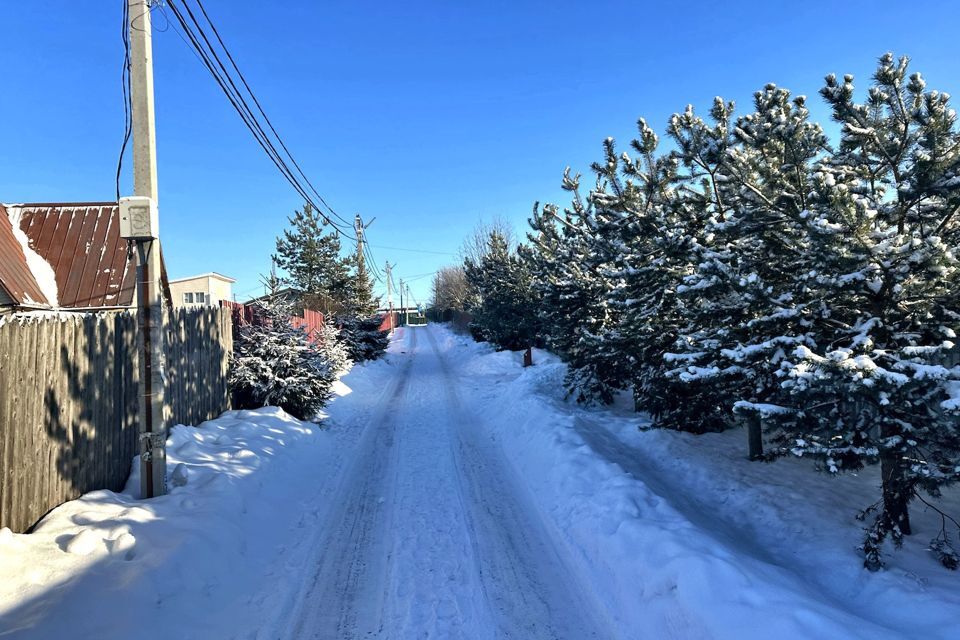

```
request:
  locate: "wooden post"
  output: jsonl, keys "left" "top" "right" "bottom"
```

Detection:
{"left": 523, "top": 347, "right": 533, "bottom": 367}
{"left": 747, "top": 412, "right": 763, "bottom": 460}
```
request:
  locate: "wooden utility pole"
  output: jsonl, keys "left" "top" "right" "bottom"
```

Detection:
{"left": 128, "top": 0, "right": 167, "bottom": 498}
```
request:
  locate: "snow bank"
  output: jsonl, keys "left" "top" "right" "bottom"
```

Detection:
{"left": 0, "top": 344, "right": 401, "bottom": 639}
{"left": 0, "top": 408, "right": 332, "bottom": 638}
{"left": 441, "top": 325, "right": 960, "bottom": 640}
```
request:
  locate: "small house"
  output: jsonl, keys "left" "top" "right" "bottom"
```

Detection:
{"left": 170, "top": 272, "right": 236, "bottom": 308}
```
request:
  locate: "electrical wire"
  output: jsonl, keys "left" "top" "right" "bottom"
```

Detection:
{"left": 191, "top": 0, "right": 352, "bottom": 229}
{"left": 363, "top": 242, "right": 384, "bottom": 282}
{"left": 164, "top": 0, "right": 358, "bottom": 242}
{"left": 116, "top": 0, "right": 132, "bottom": 202}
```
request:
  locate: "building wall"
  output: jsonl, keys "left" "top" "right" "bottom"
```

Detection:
{"left": 170, "top": 277, "right": 208, "bottom": 307}
{"left": 207, "top": 277, "right": 233, "bottom": 306}
{"left": 170, "top": 275, "right": 233, "bottom": 308}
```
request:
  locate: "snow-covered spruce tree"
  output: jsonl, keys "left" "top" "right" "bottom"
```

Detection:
{"left": 464, "top": 231, "right": 541, "bottom": 351}
{"left": 581, "top": 120, "right": 708, "bottom": 424}
{"left": 330, "top": 246, "right": 389, "bottom": 363}
{"left": 316, "top": 320, "right": 351, "bottom": 374}
{"left": 274, "top": 203, "right": 354, "bottom": 315}
{"left": 768, "top": 55, "right": 960, "bottom": 570}
{"left": 229, "top": 298, "right": 337, "bottom": 420}
{"left": 344, "top": 242, "right": 379, "bottom": 317}
{"left": 666, "top": 87, "right": 830, "bottom": 433}
{"left": 333, "top": 315, "right": 389, "bottom": 363}
{"left": 523, "top": 171, "right": 628, "bottom": 404}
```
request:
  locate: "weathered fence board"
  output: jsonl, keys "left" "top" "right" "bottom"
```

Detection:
{"left": 0, "top": 307, "right": 233, "bottom": 533}
{"left": 163, "top": 307, "right": 232, "bottom": 428}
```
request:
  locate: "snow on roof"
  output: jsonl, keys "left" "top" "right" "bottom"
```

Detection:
{"left": 0, "top": 203, "right": 48, "bottom": 307}
{"left": 5, "top": 205, "right": 59, "bottom": 307}
{"left": 0, "top": 202, "right": 148, "bottom": 310}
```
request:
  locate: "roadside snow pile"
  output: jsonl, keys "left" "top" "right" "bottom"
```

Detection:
{"left": 0, "top": 408, "right": 333, "bottom": 638}
{"left": 442, "top": 325, "right": 960, "bottom": 640}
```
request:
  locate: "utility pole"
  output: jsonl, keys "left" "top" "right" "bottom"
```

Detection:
{"left": 125, "top": 0, "right": 166, "bottom": 498}
{"left": 399, "top": 278, "right": 404, "bottom": 326}
{"left": 385, "top": 260, "right": 394, "bottom": 329}
{"left": 353, "top": 213, "right": 376, "bottom": 270}
{"left": 406, "top": 284, "right": 414, "bottom": 324}
{"left": 354, "top": 214, "right": 365, "bottom": 271}
{"left": 385, "top": 261, "right": 393, "bottom": 310}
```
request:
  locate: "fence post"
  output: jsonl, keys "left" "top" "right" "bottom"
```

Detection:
{"left": 747, "top": 413, "right": 763, "bottom": 460}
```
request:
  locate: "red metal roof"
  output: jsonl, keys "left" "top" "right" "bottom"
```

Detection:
{"left": 16, "top": 203, "right": 138, "bottom": 309}
{"left": 0, "top": 203, "right": 48, "bottom": 306}
{"left": 1, "top": 201, "right": 175, "bottom": 311}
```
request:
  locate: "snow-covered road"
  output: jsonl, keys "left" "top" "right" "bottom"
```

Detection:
{"left": 283, "top": 325, "right": 609, "bottom": 639}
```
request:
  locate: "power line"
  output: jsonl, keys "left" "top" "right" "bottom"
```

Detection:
{"left": 149, "top": 2, "right": 403, "bottom": 291}
{"left": 163, "top": 0, "right": 358, "bottom": 243}
{"left": 116, "top": 0, "right": 132, "bottom": 202}
{"left": 400, "top": 271, "right": 437, "bottom": 282}
{"left": 191, "top": 0, "right": 352, "bottom": 229}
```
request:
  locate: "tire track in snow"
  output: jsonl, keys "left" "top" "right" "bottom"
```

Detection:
{"left": 423, "top": 326, "right": 612, "bottom": 639}
{"left": 284, "top": 329, "right": 418, "bottom": 639}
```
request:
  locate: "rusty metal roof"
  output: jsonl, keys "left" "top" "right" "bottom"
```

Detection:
{"left": 17, "top": 202, "right": 137, "bottom": 309}
{"left": 1, "top": 202, "right": 142, "bottom": 309}
{"left": 0, "top": 203, "right": 48, "bottom": 306}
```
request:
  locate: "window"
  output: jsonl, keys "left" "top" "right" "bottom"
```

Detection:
{"left": 195, "top": 292, "right": 206, "bottom": 304}
{"left": 183, "top": 292, "right": 194, "bottom": 304}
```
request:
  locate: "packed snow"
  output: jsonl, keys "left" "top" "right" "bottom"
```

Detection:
{"left": 1, "top": 324, "right": 958, "bottom": 639}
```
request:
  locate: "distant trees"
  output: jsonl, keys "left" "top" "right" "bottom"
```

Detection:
{"left": 431, "top": 266, "right": 469, "bottom": 313}
{"left": 459, "top": 54, "right": 960, "bottom": 570}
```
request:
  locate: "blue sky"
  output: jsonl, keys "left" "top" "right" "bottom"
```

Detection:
{"left": 1, "top": 1, "right": 958, "bottom": 304}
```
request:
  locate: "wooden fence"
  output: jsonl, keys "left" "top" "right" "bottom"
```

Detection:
{"left": 0, "top": 307, "right": 232, "bottom": 533}
{"left": 164, "top": 307, "right": 233, "bottom": 427}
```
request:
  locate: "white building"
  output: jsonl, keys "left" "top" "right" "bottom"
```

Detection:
{"left": 169, "top": 272, "right": 236, "bottom": 308}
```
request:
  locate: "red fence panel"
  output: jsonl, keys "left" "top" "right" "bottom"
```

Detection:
{"left": 290, "top": 308, "right": 324, "bottom": 342}
{"left": 378, "top": 311, "right": 398, "bottom": 332}
{"left": 222, "top": 300, "right": 325, "bottom": 343}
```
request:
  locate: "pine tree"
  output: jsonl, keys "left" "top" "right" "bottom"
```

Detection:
{"left": 464, "top": 231, "right": 541, "bottom": 351}
{"left": 274, "top": 203, "right": 353, "bottom": 314}
{"left": 666, "top": 87, "right": 830, "bottom": 432}
{"left": 768, "top": 55, "right": 960, "bottom": 570}
{"left": 229, "top": 297, "right": 338, "bottom": 420}
{"left": 581, "top": 120, "right": 705, "bottom": 422}
{"left": 524, "top": 172, "right": 626, "bottom": 404}
{"left": 510, "top": 52, "right": 960, "bottom": 570}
